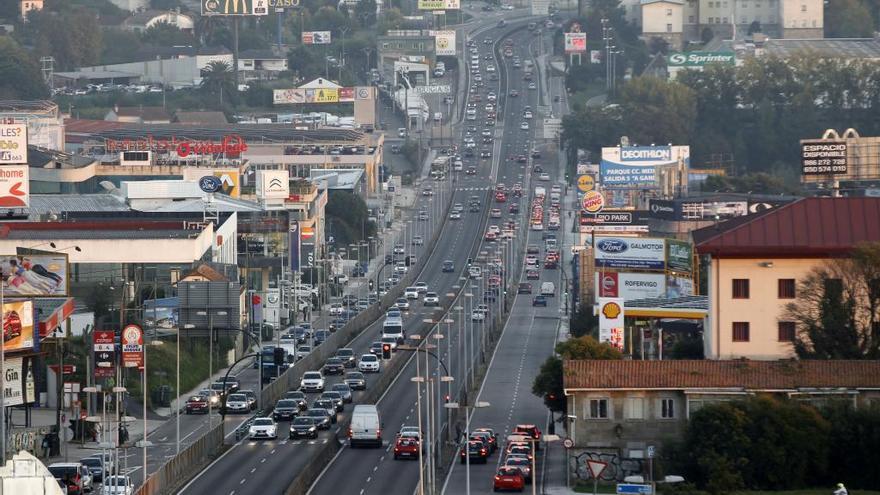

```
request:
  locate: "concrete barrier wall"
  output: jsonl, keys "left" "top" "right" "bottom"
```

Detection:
{"left": 134, "top": 421, "right": 225, "bottom": 495}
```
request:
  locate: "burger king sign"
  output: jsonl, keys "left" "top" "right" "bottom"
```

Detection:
{"left": 581, "top": 190, "right": 605, "bottom": 213}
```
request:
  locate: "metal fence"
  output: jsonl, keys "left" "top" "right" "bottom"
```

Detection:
{"left": 134, "top": 421, "right": 225, "bottom": 495}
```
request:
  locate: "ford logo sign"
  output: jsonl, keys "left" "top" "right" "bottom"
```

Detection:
{"left": 597, "top": 239, "right": 628, "bottom": 253}
{"left": 199, "top": 176, "right": 222, "bottom": 193}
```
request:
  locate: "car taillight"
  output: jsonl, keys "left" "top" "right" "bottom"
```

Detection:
{"left": 348, "top": 428, "right": 353, "bottom": 437}
{"left": 376, "top": 429, "right": 382, "bottom": 438}
{"left": 495, "top": 476, "right": 501, "bottom": 481}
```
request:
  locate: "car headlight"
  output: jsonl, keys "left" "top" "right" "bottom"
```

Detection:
{"left": 308, "top": 426, "right": 316, "bottom": 432}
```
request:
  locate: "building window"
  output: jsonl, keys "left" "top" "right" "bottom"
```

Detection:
{"left": 689, "top": 15, "right": 695, "bottom": 22}
{"left": 722, "top": 16, "right": 728, "bottom": 23}
{"left": 801, "top": 3, "right": 806, "bottom": 10}
{"left": 755, "top": 2, "right": 760, "bottom": 7}
{"left": 666, "top": 8, "right": 673, "bottom": 15}
{"left": 733, "top": 322, "right": 750, "bottom": 342}
{"left": 769, "top": 15, "right": 775, "bottom": 22}
{"left": 589, "top": 398, "right": 609, "bottom": 419}
{"left": 732, "top": 279, "right": 750, "bottom": 299}
{"left": 778, "top": 279, "right": 796, "bottom": 299}
{"left": 778, "top": 321, "right": 796, "bottom": 342}
{"left": 624, "top": 397, "right": 645, "bottom": 420}
{"left": 667, "top": 23, "right": 673, "bottom": 31}
{"left": 722, "top": 1, "right": 728, "bottom": 7}
{"left": 660, "top": 398, "right": 676, "bottom": 419}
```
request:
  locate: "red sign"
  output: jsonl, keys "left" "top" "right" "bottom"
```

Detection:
{"left": 581, "top": 190, "right": 605, "bottom": 213}
{"left": 105, "top": 134, "right": 248, "bottom": 157}
{"left": 48, "top": 364, "right": 76, "bottom": 375}
{"left": 93, "top": 330, "right": 116, "bottom": 378}
{"left": 599, "top": 272, "right": 618, "bottom": 297}
{"left": 121, "top": 324, "right": 144, "bottom": 370}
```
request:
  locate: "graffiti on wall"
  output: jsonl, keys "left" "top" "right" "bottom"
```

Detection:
{"left": 571, "top": 450, "right": 646, "bottom": 481}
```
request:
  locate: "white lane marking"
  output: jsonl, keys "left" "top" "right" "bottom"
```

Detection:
{"left": 239, "top": 478, "right": 246, "bottom": 485}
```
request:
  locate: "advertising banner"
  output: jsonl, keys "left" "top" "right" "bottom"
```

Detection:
{"left": 667, "top": 51, "right": 735, "bottom": 67}
{"left": 93, "top": 330, "right": 116, "bottom": 379}
{"left": 301, "top": 226, "right": 315, "bottom": 269}
{"left": 581, "top": 211, "right": 633, "bottom": 225}
{"left": 355, "top": 86, "right": 374, "bottom": 100}
{"left": 600, "top": 145, "right": 690, "bottom": 189}
{"left": 257, "top": 170, "right": 290, "bottom": 199}
{"left": 302, "top": 31, "right": 331, "bottom": 44}
{"left": 418, "top": 0, "right": 459, "bottom": 9}
{"left": 598, "top": 298, "right": 624, "bottom": 349}
{"left": 577, "top": 174, "right": 595, "bottom": 192}
{"left": 596, "top": 272, "right": 667, "bottom": 300}
{"left": 289, "top": 221, "right": 301, "bottom": 272}
{"left": 0, "top": 255, "right": 67, "bottom": 297}
{"left": 581, "top": 190, "right": 605, "bottom": 213}
{"left": 433, "top": 30, "right": 456, "bottom": 56}
{"left": 666, "top": 275, "right": 694, "bottom": 298}
{"left": 0, "top": 124, "right": 28, "bottom": 164}
{"left": 2, "top": 357, "right": 35, "bottom": 407}
{"left": 311, "top": 88, "right": 338, "bottom": 103}
{"left": 594, "top": 236, "right": 666, "bottom": 270}
{"left": 182, "top": 168, "right": 240, "bottom": 198}
{"left": 590, "top": 50, "right": 602, "bottom": 64}
{"left": 339, "top": 87, "right": 355, "bottom": 102}
{"left": 564, "top": 33, "right": 587, "bottom": 53}
{"left": 0, "top": 165, "right": 29, "bottom": 208}
{"left": 121, "top": 324, "right": 144, "bottom": 370}
{"left": 273, "top": 88, "right": 305, "bottom": 104}
{"left": 666, "top": 240, "right": 693, "bottom": 272}
{"left": 202, "top": 0, "right": 268, "bottom": 15}
{"left": 801, "top": 141, "right": 847, "bottom": 175}
{"left": 2, "top": 300, "right": 34, "bottom": 352}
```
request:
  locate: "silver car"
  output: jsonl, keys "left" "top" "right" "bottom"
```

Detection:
{"left": 331, "top": 383, "right": 353, "bottom": 403}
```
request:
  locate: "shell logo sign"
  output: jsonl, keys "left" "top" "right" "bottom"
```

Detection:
{"left": 601, "top": 301, "right": 621, "bottom": 319}
{"left": 581, "top": 190, "right": 605, "bottom": 213}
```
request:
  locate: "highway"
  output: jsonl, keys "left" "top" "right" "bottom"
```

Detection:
{"left": 304, "top": 14, "right": 551, "bottom": 495}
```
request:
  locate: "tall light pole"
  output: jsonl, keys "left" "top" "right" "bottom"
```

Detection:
{"left": 139, "top": 339, "right": 163, "bottom": 485}
{"left": 444, "top": 400, "right": 490, "bottom": 495}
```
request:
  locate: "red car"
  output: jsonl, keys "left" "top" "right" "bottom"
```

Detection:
{"left": 184, "top": 395, "right": 209, "bottom": 414}
{"left": 460, "top": 440, "right": 489, "bottom": 463}
{"left": 3, "top": 310, "right": 21, "bottom": 342}
{"left": 495, "top": 192, "right": 507, "bottom": 203}
{"left": 494, "top": 466, "right": 525, "bottom": 492}
{"left": 393, "top": 436, "right": 420, "bottom": 460}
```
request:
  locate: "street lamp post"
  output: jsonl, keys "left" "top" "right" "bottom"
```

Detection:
{"left": 444, "top": 400, "right": 490, "bottom": 495}
{"left": 196, "top": 310, "right": 227, "bottom": 427}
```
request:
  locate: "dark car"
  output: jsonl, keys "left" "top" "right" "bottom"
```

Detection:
{"left": 78, "top": 456, "right": 105, "bottom": 483}
{"left": 320, "top": 391, "right": 345, "bottom": 412}
{"left": 289, "top": 416, "right": 319, "bottom": 439}
{"left": 370, "top": 341, "right": 384, "bottom": 356}
{"left": 184, "top": 395, "right": 209, "bottom": 414}
{"left": 513, "top": 424, "right": 542, "bottom": 447}
{"left": 313, "top": 330, "right": 330, "bottom": 346}
{"left": 517, "top": 283, "right": 532, "bottom": 294}
{"left": 442, "top": 260, "right": 455, "bottom": 272}
{"left": 336, "top": 348, "right": 357, "bottom": 367}
{"left": 470, "top": 431, "right": 496, "bottom": 453}
{"left": 532, "top": 295, "right": 548, "bottom": 307}
{"left": 240, "top": 389, "right": 258, "bottom": 410}
{"left": 385, "top": 254, "right": 394, "bottom": 264}
{"left": 273, "top": 399, "right": 299, "bottom": 421}
{"left": 283, "top": 390, "right": 308, "bottom": 410}
{"left": 344, "top": 371, "right": 367, "bottom": 391}
{"left": 459, "top": 440, "right": 489, "bottom": 464}
{"left": 323, "top": 357, "right": 345, "bottom": 375}
{"left": 312, "top": 399, "right": 338, "bottom": 421}
{"left": 302, "top": 408, "right": 332, "bottom": 429}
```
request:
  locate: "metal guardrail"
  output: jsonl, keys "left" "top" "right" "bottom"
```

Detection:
{"left": 134, "top": 421, "right": 225, "bottom": 495}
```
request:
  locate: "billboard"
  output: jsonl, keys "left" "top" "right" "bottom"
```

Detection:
{"left": 581, "top": 211, "right": 633, "bottom": 225}
{"left": 0, "top": 124, "right": 28, "bottom": 164}
{"left": 2, "top": 300, "right": 34, "bottom": 352}
{"left": 182, "top": 168, "right": 240, "bottom": 198}
{"left": 594, "top": 236, "right": 666, "bottom": 270}
{"left": 667, "top": 51, "right": 735, "bottom": 67}
{"left": 0, "top": 165, "right": 29, "bottom": 208}
{"left": 600, "top": 145, "right": 690, "bottom": 189}
{"left": 257, "top": 170, "right": 290, "bottom": 199}
{"left": 93, "top": 330, "right": 116, "bottom": 379}
{"left": 274, "top": 86, "right": 374, "bottom": 104}
{"left": 202, "top": 0, "right": 268, "bottom": 15}
{"left": 121, "top": 324, "right": 144, "bottom": 370}
{"left": 666, "top": 275, "right": 694, "bottom": 298}
{"left": 596, "top": 272, "right": 666, "bottom": 300}
{"left": 0, "top": 254, "right": 68, "bottom": 297}
{"left": 801, "top": 141, "right": 847, "bottom": 175}
{"left": 432, "top": 31, "right": 456, "bottom": 56}
{"left": 302, "top": 31, "right": 331, "bottom": 44}
{"left": 418, "top": 0, "right": 459, "bottom": 9}
{"left": 301, "top": 225, "right": 315, "bottom": 269}
{"left": 590, "top": 50, "right": 602, "bottom": 64}
{"left": 2, "top": 357, "right": 35, "bottom": 407}
{"left": 581, "top": 190, "right": 605, "bottom": 213}
{"left": 598, "top": 298, "right": 624, "bottom": 349}
{"left": 666, "top": 240, "right": 693, "bottom": 272}
{"left": 564, "top": 33, "right": 587, "bottom": 53}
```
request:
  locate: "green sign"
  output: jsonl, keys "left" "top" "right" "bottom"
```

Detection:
{"left": 666, "top": 239, "right": 693, "bottom": 273}
{"left": 667, "top": 51, "right": 735, "bottom": 67}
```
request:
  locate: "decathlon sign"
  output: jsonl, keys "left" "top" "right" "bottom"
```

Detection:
{"left": 667, "top": 51, "right": 735, "bottom": 67}
{"left": 600, "top": 145, "right": 690, "bottom": 189}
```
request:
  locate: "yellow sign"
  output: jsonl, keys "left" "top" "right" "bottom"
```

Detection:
{"left": 577, "top": 174, "right": 595, "bottom": 192}
{"left": 418, "top": 0, "right": 459, "bottom": 9}
{"left": 601, "top": 301, "right": 621, "bottom": 319}
{"left": 314, "top": 88, "right": 339, "bottom": 103}
{"left": 581, "top": 190, "right": 605, "bottom": 213}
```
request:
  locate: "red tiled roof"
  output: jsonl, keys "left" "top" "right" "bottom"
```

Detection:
{"left": 563, "top": 360, "right": 880, "bottom": 391}
{"left": 694, "top": 197, "right": 880, "bottom": 257}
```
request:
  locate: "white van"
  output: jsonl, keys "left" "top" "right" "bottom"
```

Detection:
{"left": 540, "top": 282, "right": 555, "bottom": 296}
{"left": 350, "top": 404, "right": 382, "bottom": 447}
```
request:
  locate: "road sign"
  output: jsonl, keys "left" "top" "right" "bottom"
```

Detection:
{"left": 563, "top": 437, "right": 574, "bottom": 449}
{"left": 413, "top": 85, "right": 452, "bottom": 94}
{"left": 617, "top": 483, "right": 653, "bottom": 495}
{"left": 647, "top": 445, "right": 655, "bottom": 458}
{"left": 587, "top": 460, "right": 607, "bottom": 479}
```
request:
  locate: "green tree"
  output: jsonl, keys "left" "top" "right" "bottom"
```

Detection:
{"left": 618, "top": 77, "right": 696, "bottom": 146}
{"left": 199, "top": 61, "right": 236, "bottom": 106}
{"left": 569, "top": 303, "right": 598, "bottom": 337}
{"left": 325, "top": 191, "right": 376, "bottom": 247}
{"left": 825, "top": 0, "right": 875, "bottom": 38}
{"left": 354, "top": 0, "right": 377, "bottom": 27}
{"left": 29, "top": 10, "right": 103, "bottom": 69}
{"left": 0, "top": 38, "right": 49, "bottom": 99}
{"left": 531, "top": 336, "right": 622, "bottom": 412}
{"left": 141, "top": 21, "right": 196, "bottom": 46}
{"left": 784, "top": 242, "right": 880, "bottom": 359}
{"left": 101, "top": 30, "right": 143, "bottom": 65}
